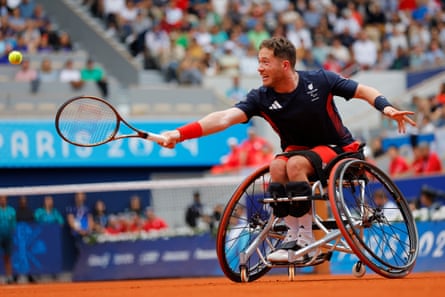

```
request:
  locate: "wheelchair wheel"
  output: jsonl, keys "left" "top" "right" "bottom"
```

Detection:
{"left": 216, "top": 165, "right": 282, "bottom": 282}
{"left": 328, "top": 158, "right": 418, "bottom": 278}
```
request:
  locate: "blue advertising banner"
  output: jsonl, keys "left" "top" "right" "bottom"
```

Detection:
{"left": 72, "top": 234, "right": 222, "bottom": 281}
{"left": 1, "top": 221, "right": 444, "bottom": 280}
{"left": 0, "top": 223, "right": 63, "bottom": 275}
{"left": 72, "top": 221, "right": 445, "bottom": 281}
{"left": 0, "top": 121, "right": 249, "bottom": 167}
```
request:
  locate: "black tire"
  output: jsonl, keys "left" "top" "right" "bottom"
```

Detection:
{"left": 216, "top": 165, "right": 282, "bottom": 282}
{"left": 328, "top": 159, "right": 418, "bottom": 278}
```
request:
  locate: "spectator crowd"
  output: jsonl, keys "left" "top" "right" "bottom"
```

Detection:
{"left": 4, "top": 1, "right": 445, "bottom": 101}
{"left": 12, "top": 56, "right": 110, "bottom": 97}
{"left": 0, "top": 191, "right": 175, "bottom": 284}
{"left": 80, "top": 0, "right": 445, "bottom": 85}
{"left": 64, "top": 192, "right": 170, "bottom": 247}
{"left": 0, "top": 0, "right": 110, "bottom": 97}
{"left": 0, "top": 0, "right": 74, "bottom": 63}
{"left": 366, "top": 81, "right": 445, "bottom": 179}
{"left": 210, "top": 126, "right": 274, "bottom": 174}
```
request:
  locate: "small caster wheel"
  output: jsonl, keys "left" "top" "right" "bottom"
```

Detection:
{"left": 288, "top": 265, "right": 296, "bottom": 281}
{"left": 240, "top": 266, "right": 249, "bottom": 282}
{"left": 352, "top": 261, "right": 366, "bottom": 278}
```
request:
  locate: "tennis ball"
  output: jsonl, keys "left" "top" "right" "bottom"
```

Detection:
{"left": 8, "top": 51, "right": 23, "bottom": 65}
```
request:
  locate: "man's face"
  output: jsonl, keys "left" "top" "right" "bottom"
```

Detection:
{"left": 44, "top": 196, "right": 53, "bottom": 208}
{"left": 22, "top": 60, "right": 30, "bottom": 69}
{"left": 75, "top": 192, "right": 86, "bottom": 205}
{"left": 257, "top": 48, "right": 285, "bottom": 87}
{"left": 419, "top": 145, "right": 430, "bottom": 157}
{"left": 387, "top": 147, "right": 397, "bottom": 159}
{"left": 0, "top": 195, "right": 6, "bottom": 207}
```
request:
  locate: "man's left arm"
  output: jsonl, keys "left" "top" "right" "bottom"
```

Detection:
{"left": 354, "top": 84, "right": 417, "bottom": 133}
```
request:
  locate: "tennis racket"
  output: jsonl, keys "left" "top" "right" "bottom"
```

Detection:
{"left": 55, "top": 95, "right": 166, "bottom": 147}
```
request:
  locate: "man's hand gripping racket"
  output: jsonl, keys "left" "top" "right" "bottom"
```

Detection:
{"left": 55, "top": 96, "right": 167, "bottom": 147}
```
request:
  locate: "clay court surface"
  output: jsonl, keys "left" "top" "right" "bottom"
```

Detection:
{"left": 0, "top": 272, "right": 443, "bottom": 297}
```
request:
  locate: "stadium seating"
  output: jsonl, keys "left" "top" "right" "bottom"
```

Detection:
{"left": 0, "top": 81, "right": 101, "bottom": 117}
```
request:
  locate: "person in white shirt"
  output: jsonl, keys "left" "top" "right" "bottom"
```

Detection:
{"left": 144, "top": 22, "right": 171, "bottom": 69}
{"left": 239, "top": 44, "right": 259, "bottom": 76}
{"left": 286, "top": 17, "right": 312, "bottom": 51}
{"left": 103, "top": 0, "right": 125, "bottom": 36}
{"left": 329, "top": 38, "right": 351, "bottom": 67}
{"left": 117, "top": 0, "right": 139, "bottom": 41}
{"left": 333, "top": 8, "right": 361, "bottom": 38}
{"left": 59, "top": 59, "right": 84, "bottom": 90}
{"left": 388, "top": 26, "right": 409, "bottom": 56}
{"left": 352, "top": 30, "right": 378, "bottom": 70}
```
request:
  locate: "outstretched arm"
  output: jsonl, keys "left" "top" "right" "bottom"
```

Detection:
{"left": 160, "top": 107, "right": 248, "bottom": 148}
{"left": 354, "top": 84, "right": 417, "bottom": 133}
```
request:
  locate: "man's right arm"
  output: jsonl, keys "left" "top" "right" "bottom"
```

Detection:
{"left": 160, "top": 107, "right": 248, "bottom": 148}
{"left": 198, "top": 107, "right": 248, "bottom": 135}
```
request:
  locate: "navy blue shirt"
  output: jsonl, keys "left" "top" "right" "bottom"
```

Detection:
{"left": 235, "top": 69, "right": 358, "bottom": 150}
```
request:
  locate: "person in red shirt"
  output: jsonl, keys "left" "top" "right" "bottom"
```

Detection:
{"left": 387, "top": 145, "right": 410, "bottom": 177}
{"left": 435, "top": 82, "right": 445, "bottom": 105}
{"left": 105, "top": 215, "right": 125, "bottom": 235}
{"left": 210, "top": 137, "right": 242, "bottom": 174}
{"left": 399, "top": 0, "right": 417, "bottom": 11}
{"left": 323, "top": 53, "right": 343, "bottom": 74}
{"left": 125, "top": 213, "right": 142, "bottom": 233}
{"left": 239, "top": 127, "right": 274, "bottom": 168}
{"left": 142, "top": 207, "right": 168, "bottom": 232}
{"left": 411, "top": 142, "right": 443, "bottom": 175}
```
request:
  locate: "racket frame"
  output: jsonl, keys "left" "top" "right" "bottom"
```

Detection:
{"left": 55, "top": 95, "right": 165, "bottom": 147}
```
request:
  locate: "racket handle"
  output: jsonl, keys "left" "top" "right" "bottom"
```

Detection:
{"left": 146, "top": 132, "right": 167, "bottom": 143}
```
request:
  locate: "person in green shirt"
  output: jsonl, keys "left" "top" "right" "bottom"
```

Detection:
{"left": 0, "top": 195, "right": 16, "bottom": 284}
{"left": 80, "top": 58, "right": 109, "bottom": 97}
{"left": 247, "top": 21, "right": 271, "bottom": 50}
{"left": 34, "top": 195, "right": 64, "bottom": 225}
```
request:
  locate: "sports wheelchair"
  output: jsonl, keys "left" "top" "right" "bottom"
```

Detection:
{"left": 215, "top": 146, "right": 419, "bottom": 282}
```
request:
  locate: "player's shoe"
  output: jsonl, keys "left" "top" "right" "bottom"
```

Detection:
{"left": 267, "top": 229, "right": 315, "bottom": 263}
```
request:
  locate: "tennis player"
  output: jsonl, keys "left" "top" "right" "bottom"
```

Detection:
{"left": 159, "top": 36, "right": 416, "bottom": 263}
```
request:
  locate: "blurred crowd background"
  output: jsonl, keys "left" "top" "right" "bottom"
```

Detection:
{"left": 2, "top": 0, "right": 445, "bottom": 82}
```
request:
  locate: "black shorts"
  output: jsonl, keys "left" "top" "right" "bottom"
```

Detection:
{"left": 0, "top": 233, "right": 14, "bottom": 256}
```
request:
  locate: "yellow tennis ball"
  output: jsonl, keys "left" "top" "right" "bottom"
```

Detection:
{"left": 8, "top": 51, "right": 23, "bottom": 65}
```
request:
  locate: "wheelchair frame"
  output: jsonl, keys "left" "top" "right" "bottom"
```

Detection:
{"left": 216, "top": 156, "right": 419, "bottom": 282}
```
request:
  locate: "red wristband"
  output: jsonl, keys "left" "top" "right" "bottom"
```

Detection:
{"left": 177, "top": 122, "right": 203, "bottom": 141}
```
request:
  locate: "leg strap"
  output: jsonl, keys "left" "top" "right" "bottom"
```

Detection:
{"left": 268, "top": 182, "right": 289, "bottom": 218}
{"left": 286, "top": 181, "right": 312, "bottom": 217}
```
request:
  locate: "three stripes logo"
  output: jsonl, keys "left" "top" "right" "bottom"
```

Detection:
{"left": 269, "top": 100, "right": 282, "bottom": 110}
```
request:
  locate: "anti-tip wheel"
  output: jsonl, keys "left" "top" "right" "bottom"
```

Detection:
{"left": 240, "top": 266, "right": 249, "bottom": 282}
{"left": 352, "top": 261, "right": 366, "bottom": 278}
{"left": 288, "top": 266, "right": 296, "bottom": 281}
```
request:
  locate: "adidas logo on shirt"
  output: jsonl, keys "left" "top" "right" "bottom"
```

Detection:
{"left": 269, "top": 100, "right": 282, "bottom": 110}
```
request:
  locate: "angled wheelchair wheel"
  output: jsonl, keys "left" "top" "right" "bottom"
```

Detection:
{"left": 328, "top": 159, "right": 418, "bottom": 278}
{"left": 216, "top": 165, "right": 283, "bottom": 282}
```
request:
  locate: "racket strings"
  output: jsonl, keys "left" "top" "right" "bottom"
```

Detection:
{"left": 58, "top": 98, "right": 118, "bottom": 146}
